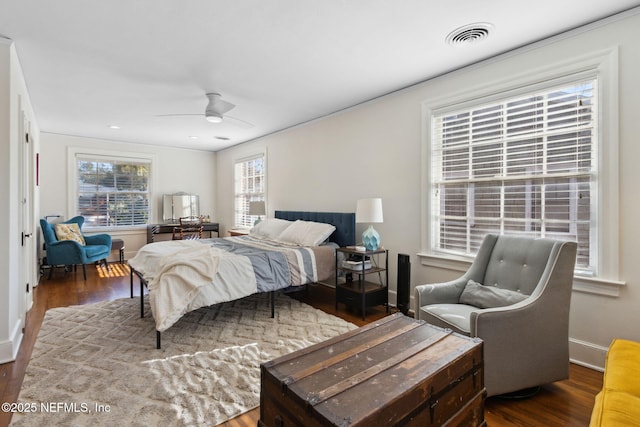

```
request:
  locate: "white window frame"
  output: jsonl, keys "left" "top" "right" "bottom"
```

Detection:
{"left": 233, "top": 152, "right": 266, "bottom": 228}
{"left": 419, "top": 48, "right": 624, "bottom": 296}
{"left": 431, "top": 77, "right": 597, "bottom": 269}
{"left": 67, "top": 147, "right": 156, "bottom": 231}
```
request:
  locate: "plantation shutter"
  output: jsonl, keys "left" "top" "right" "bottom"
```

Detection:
{"left": 234, "top": 153, "right": 265, "bottom": 228}
{"left": 431, "top": 79, "right": 596, "bottom": 271}
{"left": 76, "top": 154, "right": 151, "bottom": 227}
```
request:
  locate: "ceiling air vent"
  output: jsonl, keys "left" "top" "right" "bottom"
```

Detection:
{"left": 446, "top": 23, "right": 493, "bottom": 46}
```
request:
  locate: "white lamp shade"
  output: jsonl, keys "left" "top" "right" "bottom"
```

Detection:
{"left": 249, "top": 201, "right": 266, "bottom": 216}
{"left": 356, "top": 198, "right": 383, "bottom": 223}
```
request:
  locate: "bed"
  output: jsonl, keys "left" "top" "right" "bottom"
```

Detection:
{"left": 128, "top": 210, "right": 355, "bottom": 348}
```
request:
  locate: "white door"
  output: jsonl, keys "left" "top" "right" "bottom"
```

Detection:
{"left": 19, "top": 106, "right": 34, "bottom": 325}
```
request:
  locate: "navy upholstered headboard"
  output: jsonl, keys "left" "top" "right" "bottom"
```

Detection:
{"left": 274, "top": 211, "right": 355, "bottom": 248}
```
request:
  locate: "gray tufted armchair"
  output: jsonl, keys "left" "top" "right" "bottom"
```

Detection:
{"left": 414, "top": 234, "right": 577, "bottom": 397}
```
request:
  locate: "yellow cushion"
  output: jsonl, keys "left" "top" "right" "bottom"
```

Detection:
{"left": 590, "top": 338, "right": 640, "bottom": 427}
{"left": 590, "top": 390, "right": 640, "bottom": 426}
{"left": 54, "top": 223, "right": 86, "bottom": 246}
{"left": 603, "top": 339, "right": 640, "bottom": 396}
{"left": 590, "top": 392, "right": 604, "bottom": 427}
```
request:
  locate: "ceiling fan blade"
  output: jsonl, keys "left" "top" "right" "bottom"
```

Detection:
{"left": 156, "top": 93, "right": 247, "bottom": 126}
{"left": 155, "top": 113, "right": 201, "bottom": 117}
{"left": 155, "top": 113, "right": 253, "bottom": 128}
{"left": 224, "top": 115, "right": 254, "bottom": 129}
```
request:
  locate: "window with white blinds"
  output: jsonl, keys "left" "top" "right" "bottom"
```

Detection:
{"left": 234, "top": 154, "right": 265, "bottom": 228}
{"left": 430, "top": 78, "right": 596, "bottom": 272}
{"left": 76, "top": 155, "right": 150, "bottom": 227}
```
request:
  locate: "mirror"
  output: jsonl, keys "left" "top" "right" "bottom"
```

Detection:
{"left": 163, "top": 193, "right": 199, "bottom": 223}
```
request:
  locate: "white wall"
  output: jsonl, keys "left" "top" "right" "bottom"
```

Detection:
{"left": 0, "top": 38, "right": 13, "bottom": 363}
{"left": 215, "top": 11, "right": 640, "bottom": 369}
{"left": 39, "top": 133, "right": 218, "bottom": 261}
{"left": 0, "top": 40, "right": 40, "bottom": 363}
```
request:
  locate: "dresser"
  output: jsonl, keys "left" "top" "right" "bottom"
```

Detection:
{"left": 146, "top": 222, "right": 219, "bottom": 243}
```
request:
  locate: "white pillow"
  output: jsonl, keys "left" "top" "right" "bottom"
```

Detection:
{"left": 276, "top": 220, "right": 336, "bottom": 247}
{"left": 249, "top": 218, "right": 292, "bottom": 240}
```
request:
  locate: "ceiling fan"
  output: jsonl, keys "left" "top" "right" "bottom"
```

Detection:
{"left": 156, "top": 93, "right": 253, "bottom": 128}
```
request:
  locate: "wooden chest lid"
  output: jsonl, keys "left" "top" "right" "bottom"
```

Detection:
{"left": 261, "top": 313, "right": 484, "bottom": 426}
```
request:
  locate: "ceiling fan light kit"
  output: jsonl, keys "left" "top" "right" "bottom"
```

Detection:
{"left": 156, "top": 92, "right": 253, "bottom": 130}
{"left": 206, "top": 112, "right": 223, "bottom": 123}
{"left": 204, "top": 92, "right": 233, "bottom": 123}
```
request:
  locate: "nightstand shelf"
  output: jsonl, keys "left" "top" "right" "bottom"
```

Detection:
{"left": 335, "top": 247, "right": 388, "bottom": 320}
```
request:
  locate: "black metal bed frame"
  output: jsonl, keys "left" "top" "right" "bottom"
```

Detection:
{"left": 129, "top": 210, "right": 355, "bottom": 349}
{"left": 129, "top": 266, "right": 275, "bottom": 349}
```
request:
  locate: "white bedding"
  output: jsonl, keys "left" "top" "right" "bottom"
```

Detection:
{"left": 130, "top": 241, "right": 257, "bottom": 332}
{"left": 128, "top": 237, "right": 334, "bottom": 333}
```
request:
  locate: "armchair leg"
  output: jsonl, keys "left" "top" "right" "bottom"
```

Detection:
{"left": 82, "top": 264, "right": 87, "bottom": 281}
{"left": 48, "top": 265, "right": 53, "bottom": 280}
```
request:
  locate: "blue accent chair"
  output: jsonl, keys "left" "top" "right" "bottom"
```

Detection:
{"left": 40, "top": 216, "right": 112, "bottom": 280}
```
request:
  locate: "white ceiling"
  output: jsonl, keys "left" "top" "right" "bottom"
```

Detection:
{"left": 1, "top": 1, "right": 639, "bottom": 152}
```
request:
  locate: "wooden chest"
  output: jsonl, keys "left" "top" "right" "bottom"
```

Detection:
{"left": 259, "top": 313, "right": 485, "bottom": 427}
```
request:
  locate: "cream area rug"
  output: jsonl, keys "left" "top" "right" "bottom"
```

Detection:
{"left": 12, "top": 293, "right": 357, "bottom": 426}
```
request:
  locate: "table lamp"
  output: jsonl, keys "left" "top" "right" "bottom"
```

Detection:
{"left": 356, "top": 198, "right": 383, "bottom": 250}
{"left": 249, "top": 201, "right": 266, "bottom": 225}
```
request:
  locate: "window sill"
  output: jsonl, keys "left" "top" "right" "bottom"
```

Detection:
{"left": 571, "top": 275, "right": 626, "bottom": 297}
{"left": 417, "top": 252, "right": 626, "bottom": 297}
{"left": 417, "top": 251, "right": 473, "bottom": 273}
{"left": 83, "top": 225, "right": 147, "bottom": 235}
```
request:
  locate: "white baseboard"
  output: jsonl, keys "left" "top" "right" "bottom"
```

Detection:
{"left": 570, "top": 358, "right": 605, "bottom": 373}
{"left": 0, "top": 322, "right": 23, "bottom": 364}
{"left": 569, "top": 337, "right": 609, "bottom": 371}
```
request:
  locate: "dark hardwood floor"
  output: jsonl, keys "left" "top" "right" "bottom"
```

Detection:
{"left": 0, "top": 262, "right": 602, "bottom": 427}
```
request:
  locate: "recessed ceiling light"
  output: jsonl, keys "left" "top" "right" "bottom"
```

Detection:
{"left": 446, "top": 23, "right": 493, "bottom": 46}
{"left": 188, "top": 136, "right": 199, "bottom": 140}
{"left": 215, "top": 136, "right": 230, "bottom": 141}
{"left": 108, "top": 125, "right": 120, "bottom": 129}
